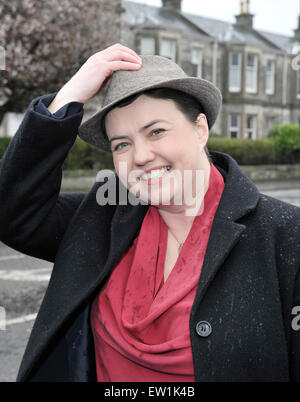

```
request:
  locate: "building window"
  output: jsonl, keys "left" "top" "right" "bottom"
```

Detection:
{"left": 246, "top": 115, "right": 257, "bottom": 139}
{"left": 265, "top": 116, "right": 276, "bottom": 133}
{"left": 266, "top": 60, "right": 275, "bottom": 95}
{"left": 140, "top": 37, "right": 155, "bottom": 55}
{"left": 160, "top": 38, "right": 177, "bottom": 61}
{"left": 228, "top": 114, "right": 241, "bottom": 138}
{"left": 229, "top": 52, "right": 242, "bottom": 92}
{"left": 191, "top": 48, "right": 202, "bottom": 77}
{"left": 246, "top": 54, "right": 258, "bottom": 93}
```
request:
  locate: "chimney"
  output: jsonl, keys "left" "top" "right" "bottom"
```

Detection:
{"left": 294, "top": 16, "right": 300, "bottom": 42}
{"left": 162, "top": 0, "right": 182, "bottom": 11}
{"left": 235, "top": 0, "right": 254, "bottom": 30}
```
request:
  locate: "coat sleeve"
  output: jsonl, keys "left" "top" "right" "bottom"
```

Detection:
{"left": 0, "top": 96, "right": 86, "bottom": 263}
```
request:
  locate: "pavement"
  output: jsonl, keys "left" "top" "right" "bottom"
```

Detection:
{"left": 0, "top": 246, "right": 51, "bottom": 382}
{"left": 255, "top": 180, "right": 300, "bottom": 208}
{"left": 0, "top": 180, "right": 299, "bottom": 382}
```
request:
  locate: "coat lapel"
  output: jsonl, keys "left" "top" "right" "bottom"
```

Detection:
{"left": 191, "top": 151, "right": 260, "bottom": 311}
{"left": 105, "top": 177, "right": 149, "bottom": 273}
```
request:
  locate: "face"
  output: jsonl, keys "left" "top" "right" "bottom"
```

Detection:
{"left": 105, "top": 95, "right": 210, "bottom": 212}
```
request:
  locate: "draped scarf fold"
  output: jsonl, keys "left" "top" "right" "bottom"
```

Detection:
{"left": 91, "top": 162, "right": 224, "bottom": 381}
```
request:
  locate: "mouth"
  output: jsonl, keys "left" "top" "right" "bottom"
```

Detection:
{"left": 139, "top": 165, "right": 172, "bottom": 184}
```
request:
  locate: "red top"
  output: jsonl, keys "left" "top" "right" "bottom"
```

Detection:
{"left": 91, "top": 163, "right": 225, "bottom": 382}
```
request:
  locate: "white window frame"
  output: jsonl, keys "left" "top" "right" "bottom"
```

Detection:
{"left": 266, "top": 59, "right": 275, "bottom": 95}
{"left": 228, "top": 114, "right": 241, "bottom": 139}
{"left": 246, "top": 53, "right": 258, "bottom": 94}
{"left": 160, "top": 38, "right": 177, "bottom": 61}
{"left": 140, "top": 37, "right": 155, "bottom": 55}
{"left": 191, "top": 48, "right": 203, "bottom": 78}
{"left": 229, "top": 52, "right": 242, "bottom": 92}
{"left": 246, "top": 115, "right": 257, "bottom": 140}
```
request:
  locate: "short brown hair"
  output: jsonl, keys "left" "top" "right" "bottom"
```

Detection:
{"left": 103, "top": 88, "right": 211, "bottom": 161}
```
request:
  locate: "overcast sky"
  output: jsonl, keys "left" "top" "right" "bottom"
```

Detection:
{"left": 129, "top": 0, "right": 299, "bottom": 36}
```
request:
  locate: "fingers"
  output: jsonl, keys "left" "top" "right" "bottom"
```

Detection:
{"left": 109, "top": 43, "right": 141, "bottom": 60}
{"left": 108, "top": 60, "right": 142, "bottom": 73}
{"left": 70, "top": 44, "right": 142, "bottom": 104}
{"left": 96, "top": 43, "right": 142, "bottom": 74}
{"left": 106, "top": 50, "right": 142, "bottom": 65}
{"left": 99, "top": 43, "right": 141, "bottom": 64}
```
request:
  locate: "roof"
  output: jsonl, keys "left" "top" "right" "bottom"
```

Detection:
{"left": 257, "top": 30, "right": 294, "bottom": 53}
{"left": 123, "top": 1, "right": 209, "bottom": 37}
{"left": 123, "top": 1, "right": 294, "bottom": 53}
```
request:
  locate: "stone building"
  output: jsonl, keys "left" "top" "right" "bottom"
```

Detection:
{"left": 121, "top": 0, "right": 300, "bottom": 139}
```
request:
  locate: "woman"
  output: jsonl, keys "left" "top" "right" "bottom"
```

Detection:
{"left": 0, "top": 44, "right": 299, "bottom": 382}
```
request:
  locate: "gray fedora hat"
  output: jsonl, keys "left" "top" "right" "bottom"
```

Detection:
{"left": 78, "top": 55, "right": 222, "bottom": 152}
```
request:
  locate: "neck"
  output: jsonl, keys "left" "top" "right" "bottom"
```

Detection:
{"left": 158, "top": 157, "right": 211, "bottom": 233}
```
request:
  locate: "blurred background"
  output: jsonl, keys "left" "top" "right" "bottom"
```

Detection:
{"left": 0, "top": 0, "right": 300, "bottom": 171}
{"left": 0, "top": 0, "right": 299, "bottom": 382}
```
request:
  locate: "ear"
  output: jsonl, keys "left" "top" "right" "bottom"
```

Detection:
{"left": 195, "top": 113, "right": 209, "bottom": 147}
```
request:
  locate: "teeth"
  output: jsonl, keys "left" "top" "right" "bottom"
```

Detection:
{"left": 140, "top": 166, "right": 171, "bottom": 181}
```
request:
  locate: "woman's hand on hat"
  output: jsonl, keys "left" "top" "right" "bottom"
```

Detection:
{"left": 47, "top": 44, "right": 142, "bottom": 114}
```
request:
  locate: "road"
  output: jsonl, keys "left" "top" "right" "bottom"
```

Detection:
{"left": 0, "top": 246, "right": 52, "bottom": 382}
{"left": 0, "top": 181, "right": 299, "bottom": 382}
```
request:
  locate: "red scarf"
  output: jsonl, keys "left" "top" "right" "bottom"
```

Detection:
{"left": 91, "top": 162, "right": 224, "bottom": 381}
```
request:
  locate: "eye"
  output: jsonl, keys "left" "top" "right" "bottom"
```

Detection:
{"left": 113, "top": 142, "right": 128, "bottom": 152}
{"left": 151, "top": 128, "right": 165, "bottom": 136}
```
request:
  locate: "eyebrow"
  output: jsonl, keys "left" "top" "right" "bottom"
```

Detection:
{"left": 109, "top": 120, "right": 169, "bottom": 143}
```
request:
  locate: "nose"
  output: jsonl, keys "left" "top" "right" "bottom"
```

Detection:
{"left": 133, "top": 140, "right": 155, "bottom": 167}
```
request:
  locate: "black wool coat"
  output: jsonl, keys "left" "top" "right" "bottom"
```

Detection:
{"left": 0, "top": 98, "right": 300, "bottom": 382}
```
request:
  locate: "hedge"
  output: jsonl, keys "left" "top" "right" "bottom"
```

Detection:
{"left": 266, "top": 124, "right": 300, "bottom": 164}
{"left": 0, "top": 137, "right": 11, "bottom": 159}
{"left": 207, "top": 137, "right": 275, "bottom": 165}
{"left": 62, "top": 137, "right": 114, "bottom": 171}
{"left": 0, "top": 123, "right": 299, "bottom": 167}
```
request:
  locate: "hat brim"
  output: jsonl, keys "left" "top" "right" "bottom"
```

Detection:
{"left": 78, "top": 77, "right": 222, "bottom": 152}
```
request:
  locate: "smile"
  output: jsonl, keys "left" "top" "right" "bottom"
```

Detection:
{"left": 139, "top": 165, "right": 172, "bottom": 183}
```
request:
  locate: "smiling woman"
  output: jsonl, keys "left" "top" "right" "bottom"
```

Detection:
{"left": 104, "top": 90, "right": 211, "bottom": 213}
{"left": 0, "top": 43, "right": 299, "bottom": 383}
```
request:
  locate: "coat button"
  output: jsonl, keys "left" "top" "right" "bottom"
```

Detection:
{"left": 196, "top": 321, "right": 212, "bottom": 337}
